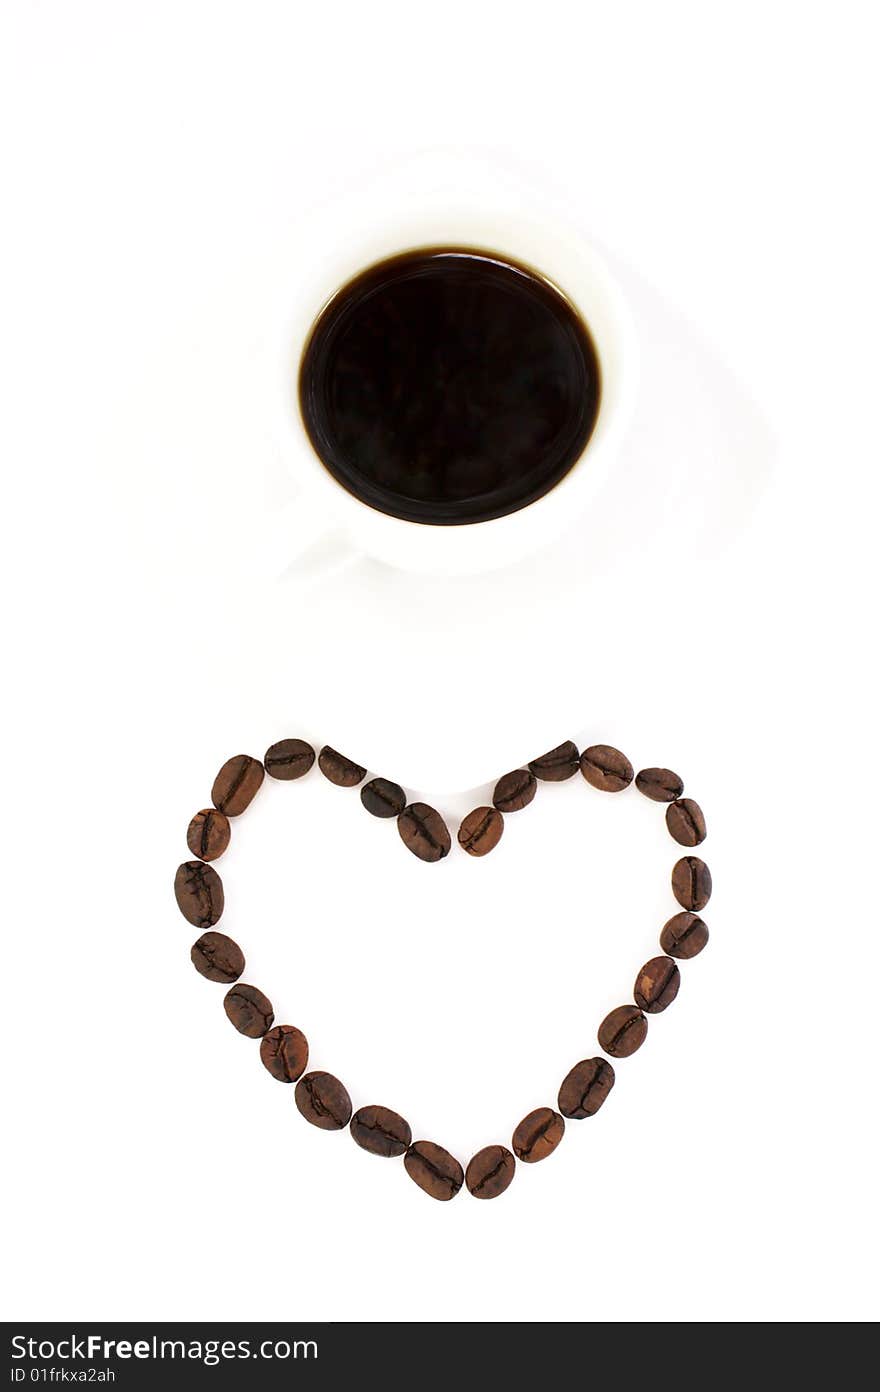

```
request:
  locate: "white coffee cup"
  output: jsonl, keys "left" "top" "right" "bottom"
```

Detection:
{"left": 264, "top": 159, "right": 637, "bottom": 578}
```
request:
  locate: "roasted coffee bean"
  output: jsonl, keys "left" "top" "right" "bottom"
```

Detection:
{"left": 223, "top": 983, "right": 274, "bottom": 1038}
{"left": 350, "top": 1105, "right": 412, "bottom": 1157}
{"left": 492, "top": 768, "right": 537, "bottom": 812}
{"left": 634, "top": 956, "right": 681, "bottom": 1013}
{"left": 635, "top": 767, "right": 684, "bottom": 802}
{"left": 458, "top": 806, "right": 504, "bottom": 856}
{"left": 190, "top": 930, "right": 244, "bottom": 983}
{"left": 259, "top": 1025, "right": 309, "bottom": 1083}
{"left": 557, "top": 1057, "right": 616, "bottom": 1119}
{"left": 672, "top": 855, "right": 712, "bottom": 911}
{"left": 598, "top": 1004, "right": 648, "bottom": 1058}
{"left": 404, "top": 1141, "right": 464, "bottom": 1201}
{"left": 186, "top": 808, "right": 231, "bottom": 862}
{"left": 511, "top": 1107, "right": 565, "bottom": 1163}
{"left": 465, "top": 1145, "right": 516, "bottom": 1200}
{"left": 666, "top": 797, "right": 707, "bottom": 846}
{"left": 264, "top": 738, "right": 315, "bottom": 781}
{"left": 528, "top": 740, "right": 580, "bottom": 781}
{"left": 174, "top": 860, "right": 224, "bottom": 927}
{"left": 211, "top": 754, "right": 265, "bottom": 815}
{"left": 660, "top": 911, "right": 709, "bottom": 960}
{"left": 361, "top": 777, "right": 406, "bottom": 818}
{"left": 318, "top": 746, "right": 366, "bottom": 787}
{"left": 294, "top": 1071, "right": 352, "bottom": 1130}
{"left": 398, "top": 802, "right": 451, "bottom": 862}
{"left": 579, "top": 744, "right": 634, "bottom": 793}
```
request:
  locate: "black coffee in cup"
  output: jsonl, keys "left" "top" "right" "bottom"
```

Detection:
{"left": 299, "top": 248, "right": 600, "bottom": 525}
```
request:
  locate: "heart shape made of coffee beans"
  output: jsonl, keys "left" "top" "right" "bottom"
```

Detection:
{"left": 175, "top": 738, "right": 711, "bottom": 1201}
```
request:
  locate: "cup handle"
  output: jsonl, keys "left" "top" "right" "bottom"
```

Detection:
{"left": 256, "top": 492, "right": 360, "bottom": 589}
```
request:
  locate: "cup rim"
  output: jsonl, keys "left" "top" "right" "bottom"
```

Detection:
{"left": 272, "top": 206, "right": 637, "bottom": 570}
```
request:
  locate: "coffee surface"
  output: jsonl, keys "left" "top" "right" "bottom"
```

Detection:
{"left": 299, "top": 248, "right": 600, "bottom": 524}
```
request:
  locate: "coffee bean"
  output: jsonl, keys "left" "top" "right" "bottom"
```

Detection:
{"left": 634, "top": 956, "right": 681, "bottom": 1013}
{"left": 318, "top": 746, "right": 366, "bottom": 787}
{"left": 190, "top": 930, "right": 244, "bottom": 983}
{"left": 598, "top": 1004, "right": 647, "bottom": 1058}
{"left": 294, "top": 1071, "right": 352, "bottom": 1130}
{"left": 259, "top": 1025, "right": 309, "bottom": 1083}
{"left": 579, "top": 744, "right": 634, "bottom": 792}
{"left": 398, "top": 803, "right": 451, "bottom": 862}
{"left": 660, "top": 911, "right": 709, "bottom": 960}
{"left": 511, "top": 1107, "right": 565, "bottom": 1163}
{"left": 458, "top": 806, "right": 504, "bottom": 856}
{"left": 672, "top": 856, "right": 712, "bottom": 911}
{"left": 186, "top": 808, "right": 231, "bottom": 862}
{"left": 666, "top": 797, "right": 707, "bottom": 846}
{"left": 529, "top": 740, "right": 580, "bottom": 781}
{"left": 404, "top": 1141, "right": 464, "bottom": 1201}
{"left": 264, "top": 738, "right": 315, "bottom": 781}
{"left": 557, "top": 1057, "right": 616, "bottom": 1119}
{"left": 361, "top": 777, "right": 406, "bottom": 818}
{"left": 492, "top": 768, "right": 537, "bottom": 813}
{"left": 635, "top": 767, "right": 684, "bottom": 802}
{"left": 350, "top": 1105, "right": 412, "bottom": 1157}
{"left": 465, "top": 1145, "right": 516, "bottom": 1200}
{"left": 223, "top": 983, "right": 274, "bottom": 1038}
{"left": 174, "top": 860, "right": 224, "bottom": 927}
{"left": 212, "top": 754, "right": 265, "bottom": 815}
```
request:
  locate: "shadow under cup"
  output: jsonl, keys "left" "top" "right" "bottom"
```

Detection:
{"left": 298, "top": 247, "right": 601, "bottom": 526}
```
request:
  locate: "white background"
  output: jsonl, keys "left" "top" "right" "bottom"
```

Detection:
{"left": 2, "top": 0, "right": 878, "bottom": 1324}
